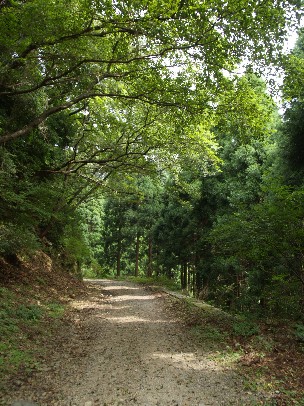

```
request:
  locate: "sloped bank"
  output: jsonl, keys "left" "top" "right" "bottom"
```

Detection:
{"left": 0, "top": 251, "right": 87, "bottom": 400}
{"left": 149, "top": 284, "right": 304, "bottom": 405}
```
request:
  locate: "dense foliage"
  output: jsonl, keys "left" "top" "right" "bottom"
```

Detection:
{"left": 0, "top": 1, "right": 303, "bottom": 319}
{"left": 82, "top": 46, "right": 304, "bottom": 320}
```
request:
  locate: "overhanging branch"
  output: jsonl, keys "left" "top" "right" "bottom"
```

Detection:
{"left": 0, "top": 91, "right": 184, "bottom": 144}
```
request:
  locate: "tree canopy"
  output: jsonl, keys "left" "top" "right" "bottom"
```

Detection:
{"left": 0, "top": 0, "right": 301, "bottom": 144}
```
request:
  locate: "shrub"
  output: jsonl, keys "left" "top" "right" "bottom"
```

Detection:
{"left": 233, "top": 319, "right": 260, "bottom": 337}
{"left": 295, "top": 324, "right": 304, "bottom": 342}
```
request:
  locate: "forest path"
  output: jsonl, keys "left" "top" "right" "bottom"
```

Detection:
{"left": 9, "top": 280, "right": 257, "bottom": 406}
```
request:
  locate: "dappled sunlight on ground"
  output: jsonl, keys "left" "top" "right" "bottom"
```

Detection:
{"left": 70, "top": 301, "right": 132, "bottom": 311}
{"left": 149, "top": 351, "right": 224, "bottom": 372}
{"left": 103, "top": 315, "right": 176, "bottom": 324}
{"left": 101, "top": 285, "right": 140, "bottom": 291}
{"left": 110, "top": 294, "right": 156, "bottom": 301}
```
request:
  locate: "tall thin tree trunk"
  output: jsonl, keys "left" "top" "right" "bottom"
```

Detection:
{"left": 116, "top": 237, "right": 121, "bottom": 277}
{"left": 147, "top": 238, "right": 153, "bottom": 277}
{"left": 195, "top": 270, "right": 203, "bottom": 296}
{"left": 135, "top": 233, "right": 140, "bottom": 277}
{"left": 192, "top": 268, "right": 196, "bottom": 296}
{"left": 181, "top": 262, "right": 187, "bottom": 289}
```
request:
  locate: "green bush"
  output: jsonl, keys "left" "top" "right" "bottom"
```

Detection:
{"left": 0, "top": 223, "right": 40, "bottom": 256}
{"left": 233, "top": 319, "right": 260, "bottom": 337}
{"left": 191, "top": 325, "right": 226, "bottom": 342}
{"left": 82, "top": 261, "right": 106, "bottom": 279}
{"left": 295, "top": 324, "right": 304, "bottom": 342}
{"left": 46, "top": 303, "right": 65, "bottom": 318}
{"left": 15, "top": 304, "right": 43, "bottom": 321}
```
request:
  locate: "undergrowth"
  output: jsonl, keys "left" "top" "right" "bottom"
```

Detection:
{"left": 165, "top": 292, "right": 304, "bottom": 405}
{"left": 0, "top": 287, "right": 65, "bottom": 391}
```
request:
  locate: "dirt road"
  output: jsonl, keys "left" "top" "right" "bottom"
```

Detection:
{"left": 7, "top": 280, "right": 258, "bottom": 406}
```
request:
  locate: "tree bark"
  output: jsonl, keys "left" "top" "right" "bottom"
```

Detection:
{"left": 147, "top": 238, "right": 153, "bottom": 277}
{"left": 181, "top": 262, "right": 187, "bottom": 290}
{"left": 116, "top": 237, "right": 122, "bottom": 277}
{"left": 135, "top": 233, "right": 140, "bottom": 277}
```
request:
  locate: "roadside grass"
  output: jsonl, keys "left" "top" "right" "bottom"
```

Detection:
{"left": 163, "top": 293, "right": 304, "bottom": 405}
{"left": 0, "top": 286, "right": 65, "bottom": 392}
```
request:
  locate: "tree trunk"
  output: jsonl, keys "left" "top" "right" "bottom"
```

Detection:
{"left": 181, "top": 262, "right": 187, "bottom": 290}
{"left": 116, "top": 237, "right": 121, "bottom": 277}
{"left": 147, "top": 238, "right": 153, "bottom": 277}
{"left": 192, "top": 268, "right": 196, "bottom": 296}
{"left": 195, "top": 270, "right": 203, "bottom": 295}
{"left": 135, "top": 233, "right": 140, "bottom": 277}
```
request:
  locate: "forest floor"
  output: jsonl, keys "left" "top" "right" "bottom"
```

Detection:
{"left": 0, "top": 254, "right": 303, "bottom": 405}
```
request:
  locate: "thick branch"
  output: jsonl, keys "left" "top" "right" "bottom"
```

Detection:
{"left": 7, "top": 22, "right": 145, "bottom": 71}
{"left": 0, "top": 90, "right": 182, "bottom": 144}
